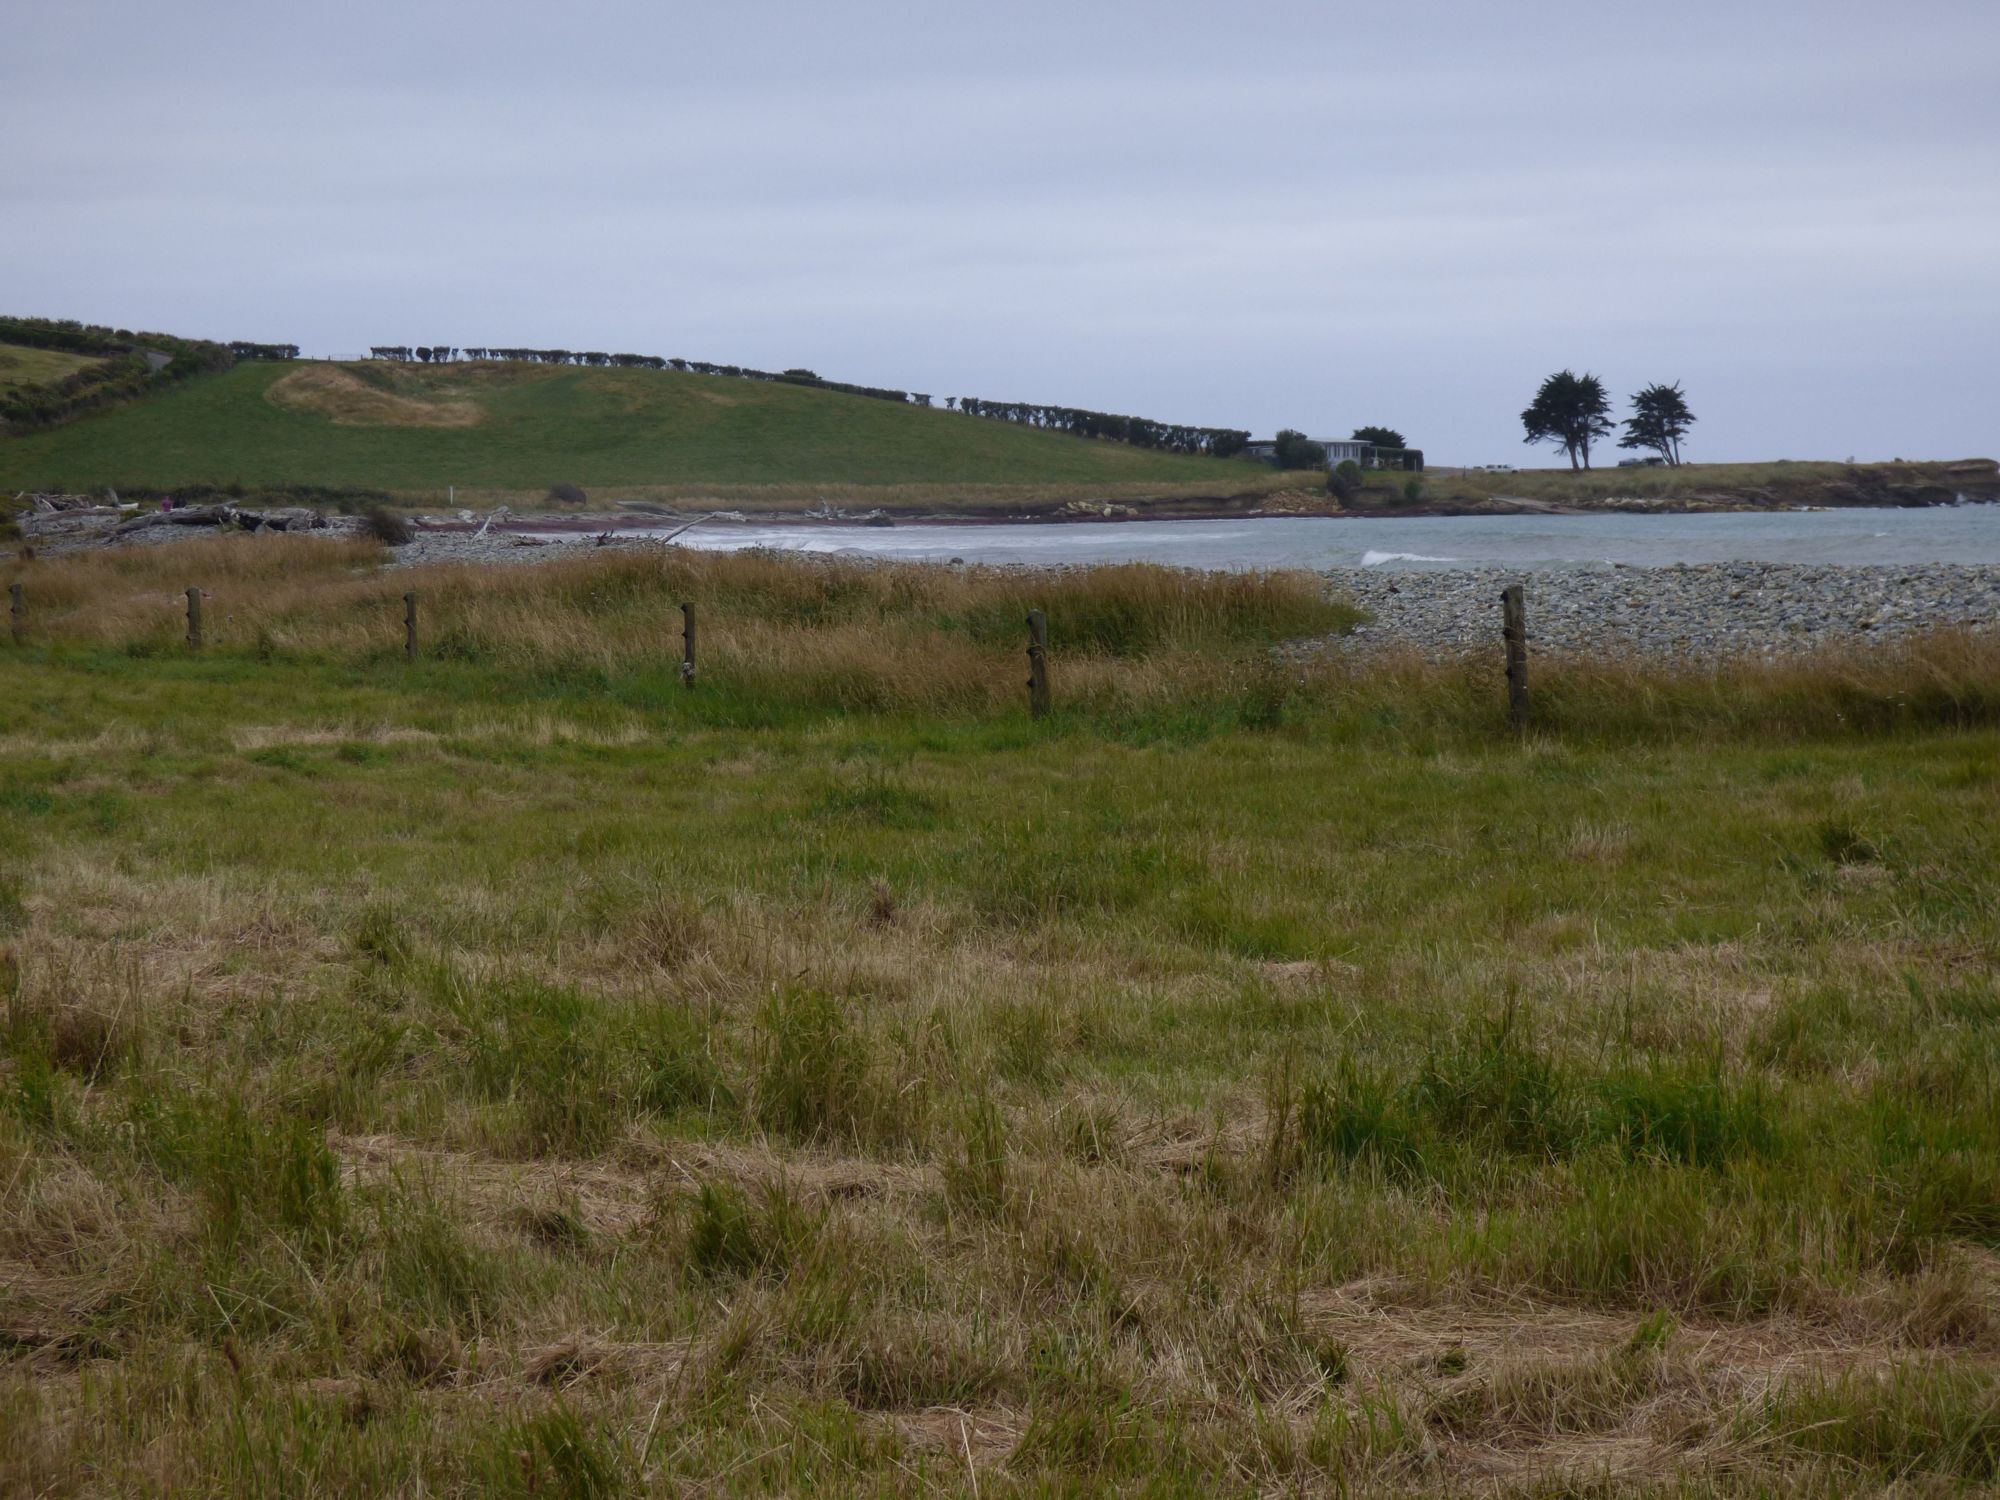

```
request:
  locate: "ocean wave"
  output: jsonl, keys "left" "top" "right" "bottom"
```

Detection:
{"left": 1361, "top": 550, "right": 1459, "bottom": 566}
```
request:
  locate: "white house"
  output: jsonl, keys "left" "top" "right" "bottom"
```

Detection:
{"left": 1242, "top": 437, "right": 1378, "bottom": 466}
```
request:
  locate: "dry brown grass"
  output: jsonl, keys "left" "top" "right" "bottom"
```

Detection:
{"left": 265, "top": 365, "right": 484, "bottom": 427}
{"left": 12, "top": 533, "right": 2000, "bottom": 739}
{"left": 3, "top": 534, "right": 1361, "bottom": 716}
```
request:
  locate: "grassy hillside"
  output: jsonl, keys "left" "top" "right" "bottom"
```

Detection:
{"left": 0, "top": 358, "right": 1284, "bottom": 510}
{"left": 4, "top": 538, "right": 1999, "bottom": 1494}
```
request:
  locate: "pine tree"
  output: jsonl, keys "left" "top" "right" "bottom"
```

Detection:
{"left": 1521, "top": 371, "right": 1614, "bottom": 470}
{"left": 1618, "top": 382, "right": 1696, "bottom": 466}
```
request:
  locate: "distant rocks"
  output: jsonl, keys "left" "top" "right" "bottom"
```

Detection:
{"left": 1314, "top": 562, "right": 2000, "bottom": 658}
{"left": 113, "top": 503, "right": 332, "bottom": 536}
{"left": 18, "top": 497, "right": 370, "bottom": 552}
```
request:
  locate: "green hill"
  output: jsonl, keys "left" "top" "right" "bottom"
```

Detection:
{"left": 0, "top": 358, "right": 1284, "bottom": 512}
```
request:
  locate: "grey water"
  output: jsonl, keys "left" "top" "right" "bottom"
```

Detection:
{"left": 553, "top": 502, "right": 2000, "bottom": 572}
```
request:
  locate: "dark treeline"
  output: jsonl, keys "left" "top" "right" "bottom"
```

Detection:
{"left": 367, "top": 345, "right": 1246, "bottom": 457}
{"left": 367, "top": 345, "right": 928, "bottom": 406}
{"left": 0, "top": 315, "right": 236, "bottom": 434}
{"left": 949, "top": 397, "right": 1249, "bottom": 459}
{"left": 228, "top": 341, "right": 299, "bottom": 361}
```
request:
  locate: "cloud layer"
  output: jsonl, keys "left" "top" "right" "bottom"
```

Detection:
{"left": 7, "top": 0, "right": 1997, "bottom": 463}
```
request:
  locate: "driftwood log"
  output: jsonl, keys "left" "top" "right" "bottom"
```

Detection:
{"left": 113, "top": 505, "right": 328, "bottom": 536}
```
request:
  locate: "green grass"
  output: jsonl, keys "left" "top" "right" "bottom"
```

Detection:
{"left": 1, "top": 539, "right": 1997, "bottom": 1494}
{"left": 0, "top": 340, "right": 106, "bottom": 390}
{"left": 0, "top": 358, "right": 1288, "bottom": 510}
{"left": 1372, "top": 457, "right": 2000, "bottom": 512}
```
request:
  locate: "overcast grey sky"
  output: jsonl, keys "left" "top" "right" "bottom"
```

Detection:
{"left": 7, "top": 0, "right": 1997, "bottom": 464}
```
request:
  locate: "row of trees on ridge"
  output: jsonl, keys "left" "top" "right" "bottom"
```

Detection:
{"left": 1521, "top": 372, "right": 1696, "bottom": 469}
{"left": 948, "top": 398, "right": 1248, "bottom": 458}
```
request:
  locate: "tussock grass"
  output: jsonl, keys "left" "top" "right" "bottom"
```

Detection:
{"left": 1, "top": 541, "right": 1998, "bottom": 1493}
{"left": 5, "top": 537, "right": 1360, "bottom": 721}
{"left": 10, "top": 534, "right": 2000, "bottom": 741}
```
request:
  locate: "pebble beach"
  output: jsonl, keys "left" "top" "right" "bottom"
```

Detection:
{"left": 1321, "top": 562, "right": 2000, "bottom": 657}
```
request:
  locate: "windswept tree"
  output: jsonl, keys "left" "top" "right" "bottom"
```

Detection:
{"left": 1619, "top": 382, "right": 1695, "bottom": 466}
{"left": 1521, "top": 370, "right": 1613, "bottom": 470}
{"left": 1351, "top": 425, "right": 1406, "bottom": 451}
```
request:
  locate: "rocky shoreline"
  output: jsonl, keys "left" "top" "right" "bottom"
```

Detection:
{"left": 1317, "top": 562, "right": 2000, "bottom": 657}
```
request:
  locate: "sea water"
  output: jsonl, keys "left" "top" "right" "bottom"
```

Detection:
{"left": 541, "top": 503, "right": 2000, "bottom": 572}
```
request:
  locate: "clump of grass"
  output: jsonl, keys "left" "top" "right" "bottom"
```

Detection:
{"left": 3, "top": 988, "right": 135, "bottom": 1086}
{"left": 1599, "top": 1064, "right": 1775, "bottom": 1166}
{"left": 937, "top": 563, "right": 1352, "bottom": 656}
{"left": 373, "top": 1184, "right": 493, "bottom": 1330}
{"left": 349, "top": 900, "right": 411, "bottom": 967}
{"left": 360, "top": 504, "right": 412, "bottom": 545}
{"left": 1278, "top": 1010, "right": 1780, "bottom": 1187}
{"left": 1738, "top": 1366, "right": 2000, "bottom": 1482}
{"left": 636, "top": 1005, "right": 730, "bottom": 1117}
{"left": 626, "top": 891, "right": 710, "bottom": 970}
{"left": 751, "top": 986, "right": 877, "bottom": 1144}
{"left": 1295, "top": 1056, "right": 1429, "bottom": 1180}
{"left": 941, "top": 1095, "right": 1010, "bottom": 1217}
{"left": 810, "top": 768, "right": 944, "bottom": 829}
{"left": 450, "top": 978, "right": 628, "bottom": 1155}
{"left": 683, "top": 1179, "right": 821, "bottom": 1283}
{"left": 485, "top": 1403, "right": 625, "bottom": 1498}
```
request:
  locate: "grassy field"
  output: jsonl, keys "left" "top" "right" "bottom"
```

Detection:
{"left": 1375, "top": 459, "right": 2000, "bottom": 513}
{"left": 3, "top": 537, "right": 1999, "bottom": 1495}
{"left": 0, "top": 341, "right": 107, "bottom": 391}
{"left": 0, "top": 359, "right": 1288, "bottom": 511}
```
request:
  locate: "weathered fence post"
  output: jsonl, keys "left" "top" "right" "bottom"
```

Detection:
{"left": 8, "top": 583, "right": 21, "bottom": 646}
{"left": 1501, "top": 583, "right": 1528, "bottom": 731}
{"left": 185, "top": 587, "right": 204, "bottom": 651}
{"left": 1026, "top": 609, "right": 1050, "bottom": 719}
{"left": 403, "top": 591, "right": 418, "bottom": 659}
{"left": 680, "top": 602, "right": 696, "bottom": 688}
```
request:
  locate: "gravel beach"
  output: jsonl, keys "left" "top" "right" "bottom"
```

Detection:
{"left": 1319, "top": 562, "right": 2000, "bottom": 657}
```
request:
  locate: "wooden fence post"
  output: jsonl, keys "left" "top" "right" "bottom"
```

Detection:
{"left": 1026, "top": 609, "right": 1050, "bottom": 719}
{"left": 186, "top": 587, "right": 204, "bottom": 651}
{"left": 1501, "top": 584, "right": 1528, "bottom": 731}
{"left": 8, "top": 583, "right": 21, "bottom": 646}
{"left": 403, "top": 591, "right": 418, "bottom": 659}
{"left": 680, "top": 602, "right": 696, "bottom": 688}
